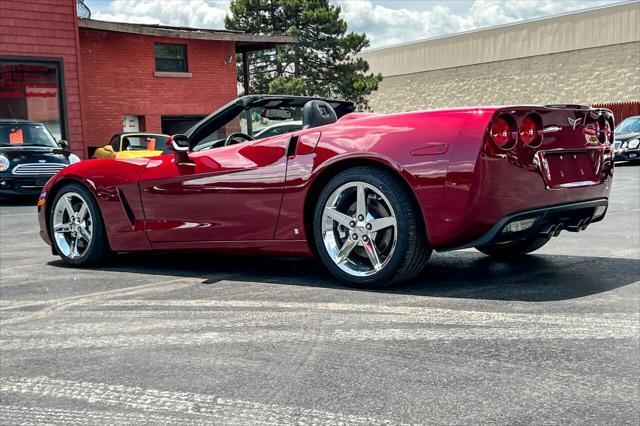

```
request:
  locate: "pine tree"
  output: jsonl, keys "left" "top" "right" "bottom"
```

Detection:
{"left": 225, "top": 0, "right": 382, "bottom": 110}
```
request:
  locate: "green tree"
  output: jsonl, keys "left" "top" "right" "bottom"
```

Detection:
{"left": 225, "top": 0, "right": 382, "bottom": 110}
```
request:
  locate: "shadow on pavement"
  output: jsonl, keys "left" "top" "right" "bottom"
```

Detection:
{"left": 48, "top": 249, "right": 640, "bottom": 302}
{"left": 0, "top": 195, "right": 38, "bottom": 207}
{"left": 615, "top": 161, "right": 640, "bottom": 167}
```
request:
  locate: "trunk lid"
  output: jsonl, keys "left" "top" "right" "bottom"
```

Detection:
{"left": 487, "top": 105, "right": 614, "bottom": 189}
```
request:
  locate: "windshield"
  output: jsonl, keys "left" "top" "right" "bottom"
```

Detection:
{"left": 615, "top": 117, "right": 640, "bottom": 134}
{"left": 240, "top": 107, "right": 303, "bottom": 138}
{"left": 194, "top": 105, "right": 303, "bottom": 149}
{"left": 121, "top": 135, "right": 169, "bottom": 151}
{"left": 0, "top": 123, "right": 58, "bottom": 147}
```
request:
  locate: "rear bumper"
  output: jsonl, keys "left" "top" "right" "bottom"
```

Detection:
{"left": 439, "top": 198, "right": 608, "bottom": 251}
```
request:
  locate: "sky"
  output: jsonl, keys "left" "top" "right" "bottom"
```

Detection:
{"left": 84, "top": 0, "right": 629, "bottom": 49}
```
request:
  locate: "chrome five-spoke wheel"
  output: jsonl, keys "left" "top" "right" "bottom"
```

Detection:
{"left": 321, "top": 181, "right": 397, "bottom": 277}
{"left": 52, "top": 191, "right": 93, "bottom": 259}
{"left": 314, "top": 166, "right": 431, "bottom": 287}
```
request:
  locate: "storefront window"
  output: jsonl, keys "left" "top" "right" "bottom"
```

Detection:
{"left": 0, "top": 59, "right": 64, "bottom": 141}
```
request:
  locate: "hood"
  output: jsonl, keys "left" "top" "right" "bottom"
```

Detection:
{"left": 0, "top": 146, "right": 70, "bottom": 173}
{"left": 614, "top": 132, "right": 640, "bottom": 142}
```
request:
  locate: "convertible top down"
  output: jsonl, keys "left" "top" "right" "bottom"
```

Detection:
{"left": 38, "top": 95, "right": 614, "bottom": 287}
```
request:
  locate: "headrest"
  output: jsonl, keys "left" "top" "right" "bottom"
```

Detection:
{"left": 302, "top": 100, "right": 337, "bottom": 129}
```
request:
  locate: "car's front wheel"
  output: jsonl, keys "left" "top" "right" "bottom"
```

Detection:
{"left": 50, "top": 182, "right": 110, "bottom": 266}
{"left": 313, "top": 166, "right": 431, "bottom": 288}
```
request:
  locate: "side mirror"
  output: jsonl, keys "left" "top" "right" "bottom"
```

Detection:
{"left": 166, "top": 134, "right": 190, "bottom": 152}
{"left": 166, "top": 134, "right": 192, "bottom": 166}
{"left": 53, "top": 139, "right": 70, "bottom": 155}
{"left": 58, "top": 139, "right": 70, "bottom": 151}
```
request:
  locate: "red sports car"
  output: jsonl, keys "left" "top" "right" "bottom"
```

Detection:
{"left": 37, "top": 95, "right": 614, "bottom": 287}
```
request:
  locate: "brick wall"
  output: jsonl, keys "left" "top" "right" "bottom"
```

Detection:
{"left": 79, "top": 28, "right": 238, "bottom": 152}
{"left": 367, "top": 42, "right": 640, "bottom": 114}
{"left": 0, "top": 0, "right": 85, "bottom": 156}
{"left": 592, "top": 101, "right": 640, "bottom": 123}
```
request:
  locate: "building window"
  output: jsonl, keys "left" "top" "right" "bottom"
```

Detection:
{"left": 0, "top": 58, "right": 66, "bottom": 141}
{"left": 154, "top": 44, "right": 187, "bottom": 72}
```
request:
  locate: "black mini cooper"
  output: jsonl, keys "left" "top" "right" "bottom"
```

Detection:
{"left": 0, "top": 119, "right": 80, "bottom": 198}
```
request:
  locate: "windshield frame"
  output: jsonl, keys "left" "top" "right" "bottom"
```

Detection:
{"left": 186, "top": 95, "right": 355, "bottom": 148}
{"left": 119, "top": 134, "right": 169, "bottom": 152}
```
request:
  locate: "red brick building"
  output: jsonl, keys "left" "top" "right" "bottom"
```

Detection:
{"left": 0, "top": 0, "right": 295, "bottom": 158}
{"left": 0, "top": 0, "right": 86, "bottom": 154}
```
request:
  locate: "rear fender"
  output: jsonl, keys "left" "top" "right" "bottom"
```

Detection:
{"left": 276, "top": 108, "right": 495, "bottom": 243}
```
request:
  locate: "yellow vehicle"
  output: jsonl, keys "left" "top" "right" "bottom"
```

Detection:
{"left": 93, "top": 132, "right": 170, "bottom": 159}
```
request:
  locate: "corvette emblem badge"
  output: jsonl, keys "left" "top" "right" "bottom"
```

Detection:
{"left": 38, "top": 159, "right": 46, "bottom": 163}
{"left": 567, "top": 117, "right": 582, "bottom": 130}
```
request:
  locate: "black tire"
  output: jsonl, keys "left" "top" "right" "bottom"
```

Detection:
{"left": 49, "top": 182, "right": 111, "bottom": 266}
{"left": 475, "top": 235, "right": 551, "bottom": 259}
{"left": 313, "top": 166, "right": 431, "bottom": 288}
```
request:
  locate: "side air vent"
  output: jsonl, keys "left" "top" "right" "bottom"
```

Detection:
{"left": 118, "top": 189, "right": 136, "bottom": 227}
{"left": 287, "top": 135, "right": 299, "bottom": 157}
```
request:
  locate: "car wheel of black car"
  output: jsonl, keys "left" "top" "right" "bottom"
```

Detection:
{"left": 313, "top": 166, "right": 431, "bottom": 288}
{"left": 475, "top": 235, "right": 552, "bottom": 259}
{"left": 50, "top": 182, "right": 110, "bottom": 266}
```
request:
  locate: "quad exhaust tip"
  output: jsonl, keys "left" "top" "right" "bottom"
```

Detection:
{"left": 553, "top": 225, "right": 563, "bottom": 237}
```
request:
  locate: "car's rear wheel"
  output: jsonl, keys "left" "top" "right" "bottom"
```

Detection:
{"left": 50, "top": 182, "right": 110, "bottom": 266}
{"left": 475, "top": 235, "right": 551, "bottom": 259}
{"left": 313, "top": 166, "right": 431, "bottom": 288}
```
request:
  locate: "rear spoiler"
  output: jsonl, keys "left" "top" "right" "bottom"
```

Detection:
{"left": 544, "top": 104, "right": 591, "bottom": 110}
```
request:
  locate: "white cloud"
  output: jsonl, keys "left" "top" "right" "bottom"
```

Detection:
{"left": 92, "top": 0, "right": 230, "bottom": 28}
{"left": 336, "top": 0, "right": 472, "bottom": 48}
{"left": 469, "top": 0, "right": 617, "bottom": 28}
{"left": 337, "top": 0, "right": 620, "bottom": 48}
{"left": 91, "top": 0, "right": 622, "bottom": 48}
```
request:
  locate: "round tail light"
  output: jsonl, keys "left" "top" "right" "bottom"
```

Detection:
{"left": 519, "top": 114, "right": 541, "bottom": 147}
{"left": 490, "top": 116, "right": 515, "bottom": 149}
{"left": 596, "top": 116, "right": 607, "bottom": 144}
{"left": 603, "top": 120, "right": 612, "bottom": 144}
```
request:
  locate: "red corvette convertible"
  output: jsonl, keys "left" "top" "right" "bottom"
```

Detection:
{"left": 38, "top": 95, "right": 614, "bottom": 287}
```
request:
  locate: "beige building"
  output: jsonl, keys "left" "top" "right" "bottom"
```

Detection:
{"left": 360, "top": 1, "right": 640, "bottom": 113}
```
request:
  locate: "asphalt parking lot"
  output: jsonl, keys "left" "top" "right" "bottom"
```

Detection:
{"left": 1, "top": 165, "right": 639, "bottom": 425}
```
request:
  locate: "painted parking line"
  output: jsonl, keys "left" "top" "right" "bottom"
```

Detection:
{"left": 0, "top": 278, "right": 202, "bottom": 325}
{"left": 1, "top": 376, "right": 405, "bottom": 425}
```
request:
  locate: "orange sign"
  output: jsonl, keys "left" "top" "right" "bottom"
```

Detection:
{"left": 9, "top": 128, "right": 23, "bottom": 144}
